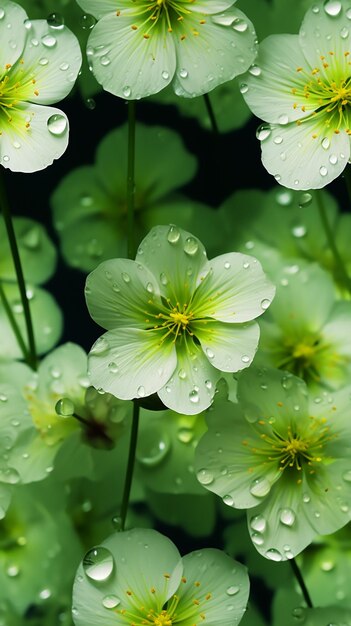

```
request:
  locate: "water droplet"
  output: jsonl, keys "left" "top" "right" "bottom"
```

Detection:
{"left": 276, "top": 190, "right": 293, "bottom": 206}
{"left": 250, "top": 514, "right": 266, "bottom": 532}
{"left": 108, "top": 362, "right": 118, "bottom": 374}
{"left": 3, "top": 155, "right": 9, "bottom": 162}
{"left": 320, "top": 165, "right": 328, "bottom": 176}
{"left": 302, "top": 493, "right": 311, "bottom": 503}
{"left": 265, "top": 548, "right": 283, "bottom": 562}
{"left": 250, "top": 477, "right": 271, "bottom": 498}
{"left": 100, "top": 55, "right": 111, "bottom": 66}
{"left": 239, "top": 83, "right": 248, "bottom": 94}
{"left": 137, "top": 385, "right": 145, "bottom": 398}
{"left": 102, "top": 595, "right": 121, "bottom": 609}
{"left": 80, "top": 13, "right": 96, "bottom": 29}
{"left": 274, "top": 135, "right": 283, "bottom": 145}
{"left": 281, "top": 375, "right": 293, "bottom": 390}
{"left": 226, "top": 585, "right": 240, "bottom": 596}
{"left": 47, "top": 12, "right": 65, "bottom": 29}
{"left": 86, "top": 97, "right": 96, "bottom": 110}
{"left": 196, "top": 468, "right": 214, "bottom": 485}
{"left": 0, "top": 393, "right": 7, "bottom": 402}
{"left": 205, "top": 379, "right": 212, "bottom": 390}
{"left": 177, "top": 427, "right": 194, "bottom": 443}
{"left": 323, "top": 0, "right": 342, "bottom": 17}
{"left": 90, "top": 336, "right": 109, "bottom": 355}
{"left": 178, "top": 368, "right": 187, "bottom": 380}
{"left": 47, "top": 114, "right": 67, "bottom": 136}
{"left": 279, "top": 114, "right": 289, "bottom": 125}
{"left": 320, "top": 559, "right": 335, "bottom": 571}
{"left": 342, "top": 469, "right": 351, "bottom": 482}
{"left": 241, "top": 355, "right": 250, "bottom": 363}
{"left": 179, "top": 68, "right": 188, "bottom": 78}
{"left": 122, "top": 85, "right": 131, "bottom": 97}
{"left": 251, "top": 532, "right": 264, "bottom": 546}
{"left": 329, "top": 153, "right": 338, "bottom": 165}
{"left": 280, "top": 508, "right": 295, "bottom": 526}
{"left": 223, "top": 494, "right": 234, "bottom": 506}
{"left": 224, "top": 261, "right": 231, "bottom": 269}
{"left": 292, "top": 607, "right": 305, "bottom": 619}
{"left": 83, "top": 547, "right": 114, "bottom": 582}
{"left": 291, "top": 223, "right": 307, "bottom": 238}
{"left": 0, "top": 9, "right": 5, "bottom": 19}
{"left": 39, "top": 588, "right": 51, "bottom": 600}
{"left": 249, "top": 64, "right": 261, "bottom": 76}
{"left": 121, "top": 272, "right": 130, "bottom": 283}
{"left": 189, "top": 389, "right": 199, "bottom": 403}
{"left": 41, "top": 34, "right": 56, "bottom": 47}
{"left": 261, "top": 298, "right": 271, "bottom": 310}
{"left": 256, "top": 124, "right": 271, "bottom": 141}
{"left": 184, "top": 236, "right": 199, "bottom": 256}
{"left": 7, "top": 565, "right": 20, "bottom": 577}
{"left": 206, "top": 348, "right": 214, "bottom": 359}
{"left": 162, "top": 70, "right": 169, "bottom": 79}
{"left": 312, "top": 5, "right": 320, "bottom": 12}
{"left": 340, "top": 26, "right": 349, "bottom": 38}
{"left": 60, "top": 62, "right": 69, "bottom": 71}
{"left": 167, "top": 225, "right": 180, "bottom": 244}
{"left": 298, "top": 192, "right": 312, "bottom": 207}
{"left": 347, "top": 7, "right": 351, "bottom": 19}
{"left": 55, "top": 397, "right": 75, "bottom": 417}
{"left": 136, "top": 428, "right": 170, "bottom": 466}
{"left": 233, "top": 18, "right": 248, "bottom": 32}
{"left": 321, "top": 137, "right": 330, "bottom": 150}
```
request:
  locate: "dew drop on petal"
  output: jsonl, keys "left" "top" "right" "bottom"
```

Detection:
{"left": 80, "top": 13, "right": 96, "bottom": 30}
{"left": 102, "top": 595, "right": 121, "bottom": 609}
{"left": 241, "top": 355, "right": 250, "bottom": 363}
{"left": 47, "top": 114, "right": 67, "bottom": 136}
{"left": 41, "top": 34, "right": 56, "bottom": 47}
{"left": 184, "top": 236, "right": 199, "bottom": 256}
{"left": 136, "top": 428, "right": 170, "bottom": 466}
{"left": 206, "top": 348, "right": 214, "bottom": 359}
{"left": 121, "top": 272, "right": 130, "bottom": 283}
{"left": 239, "top": 83, "right": 248, "bottom": 94}
{"left": 179, "top": 68, "right": 188, "bottom": 78}
{"left": 83, "top": 547, "right": 114, "bottom": 582}
{"left": 265, "top": 548, "right": 283, "bottom": 562}
{"left": 189, "top": 389, "right": 200, "bottom": 404}
{"left": 249, "top": 64, "right": 261, "bottom": 76}
{"left": 47, "top": 12, "right": 65, "bottom": 29}
{"left": 323, "top": 0, "right": 342, "bottom": 17}
{"left": 223, "top": 494, "right": 234, "bottom": 506}
{"left": 55, "top": 397, "right": 75, "bottom": 417}
{"left": 233, "top": 18, "right": 248, "bottom": 32}
{"left": 320, "top": 165, "right": 328, "bottom": 176}
{"left": 278, "top": 114, "right": 289, "bottom": 125}
{"left": 251, "top": 532, "right": 264, "bottom": 546}
{"left": 197, "top": 468, "right": 214, "bottom": 485}
{"left": 256, "top": 123, "right": 271, "bottom": 141}
{"left": 261, "top": 298, "right": 271, "bottom": 310}
{"left": 167, "top": 225, "right": 180, "bottom": 244}
{"left": 321, "top": 137, "right": 330, "bottom": 150}
{"left": 137, "top": 385, "right": 145, "bottom": 398}
{"left": 250, "top": 477, "right": 271, "bottom": 497}
{"left": 108, "top": 362, "right": 119, "bottom": 374}
{"left": 122, "top": 85, "right": 132, "bottom": 97}
{"left": 250, "top": 514, "right": 266, "bottom": 532}
{"left": 0, "top": 8, "right": 5, "bottom": 19}
{"left": 178, "top": 368, "right": 187, "bottom": 380}
{"left": 226, "top": 586, "right": 240, "bottom": 596}
{"left": 280, "top": 508, "right": 296, "bottom": 527}
{"left": 162, "top": 70, "right": 169, "bottom": 79}
{"left": 347, "top": 8, "right": 351, "bottom": 19}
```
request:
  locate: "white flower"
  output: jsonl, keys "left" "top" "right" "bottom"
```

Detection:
{"left": 0, "top": 0, "right": 81, "bottom": 172}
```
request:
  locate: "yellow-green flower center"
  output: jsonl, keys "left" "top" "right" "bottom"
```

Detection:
{"left": 0, "top": 64, "right": 38, "bottom": 134}
{"left": 120, "top": 0, "right": 205, "bottom": 40}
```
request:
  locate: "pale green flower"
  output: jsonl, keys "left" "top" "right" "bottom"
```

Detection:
{"left": 85, "top": 224, "right": 275, "bottom": 414}
{"left": 195, "top": 367, "right": 351, "bottom": 560}
{"left": 76, "top": 0, "right": 257, "bottom": 99}
{"left": 241, "top": 0, "right": 351, "bottom": 189}
{"left": 72, "top": 528, "right": 249, "bottom": 626}
{"left": 256, "top": 262, "right": 351, "bottom": 390}
{"left": 0, "top": 0, "right": 81, "bottom": 172}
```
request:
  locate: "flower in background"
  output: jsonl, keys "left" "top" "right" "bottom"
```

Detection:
{"left": 0, "top": 0, "right": 81, "bottom": 172}
{"left": 72, "top": 528, "right": 249, "bottom": 626}
{"left": 76, "top": 0, "right": 257, "bottom": 99}
{"left": 241, "top": 0, "right": 351, "bottom": 189}
{"left": 195, "top": 367, "right": 351, "bottom": 560}
{"left": 85, "top": 224, "right": 275, "bottom": 415}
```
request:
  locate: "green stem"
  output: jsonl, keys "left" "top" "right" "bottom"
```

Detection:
{"left": 316, "top": 189, "right": 351, "bottom": 294}
{"left": 119, "top": 401, "right": 140, "bottom": 531}
{"left": 203, "top": 92, "right": 219, "bottom": 135}
{"left": 290, "top": 559, "right": 313, "bottom": 608}
{"left": 126, "top": 100, "right": 136, "bottom": 260}
{"left": 0, "top": 174, "right": 37, "bottom": 370}
{"left": 0, "top": 280, "right": 29, "bottom": 361}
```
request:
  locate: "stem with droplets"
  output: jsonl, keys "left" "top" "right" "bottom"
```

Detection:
{"left": 0, "top": 172, "right": 37, "bottom": 370}
{"left": 290, "top": 558, "right": 313, "bottom": 609}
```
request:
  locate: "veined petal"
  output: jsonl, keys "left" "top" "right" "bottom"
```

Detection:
{"left": 72, "top": 529, "right": 183, "bottom": 626}
{"left": 86, "top": 11, "right": 176, "bottom": 99}
{"left": 158, "top": 337, "right": 218, "bottom": 415}
{"left": 195, "top": 400, "right": 282, "bottom": 508}
{"left": 88, "top": 328, "right": 177, "bottom": 400}
{"left": 260, "top": 118, "right": 350, "bottom": 190}
{"left": 191, "top": 253, "right": 275, "bottom": 323}
{"left": 18, "top": 20, "right": 81, "bottom": 105}
{"left": 136, "top": 225, "right": 208, "bottom": 303}
{"left": 189, "top": 1, "right": 237, "bottom": 13}
{"left": 171, "top": 8, "right": 256, "bottom": 97}
{"left": 76, "top": 0, "right": 124, "bottom": 20}
{"left": 0, "top": 1, "right": 27, "bottom": 69}
{"left": 194, "top": 319, "right": 260, "bottom": 372}
{"left": 85, "top": 258, "right": 161, "bottom": 330}
{"left": 299, "top": 1, "right": 351, "bottom": 69}
{"left": 177, "top": 549, "right": 249, "bottom": 626}
{"left": 0, "top": 103, "right": 69, "bottom": 172}
{"left": 242, "top": 34, "right": 313, "bottom": 123}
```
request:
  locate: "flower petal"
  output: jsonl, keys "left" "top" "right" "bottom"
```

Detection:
{"left": 242, "top": 34, "right": 313, "bottom": 123}
{"left": 72, "top": 529, "right": 183, "bottom": 626}
{"left": 86, "top": 11, "right": 176, "bottom": 99}
{"left": 0, "top": 103, "right": 70, "bottom": 173}
{"left": 299, "top": 1, "right": 351, "bottom": 69}
{"left": 176, "top": 549, "right": 249, "bottom": 626}
{"left": 194, "top": 319, "right": 260, "bottom": 372}
{"left": 191, "top": 252, "right": 275, "bottom": 323}
{"left": 76, "top": 0, "right": 123, "bottom": 20}
{"left": 0, "top": 0, "right": 27, "bottom": 69}
{"left": 171, "top": 8, "right": 256, "bottom": 97}
{"left": 18, "top": 19, "right": 81, "bottom": 105}
{"left": 260, "top": 119, "right": 350, "bottom": 190}
{"left": 88, "top": 328, "right": 177, "bottom": 400}
{"left": 158, "top": 337, "right": 218, "bottom": 415}
{"left": 85, "top": 258, "right": 161, "bottom": 330}
{"left": 136, "top": 225, "right": 208, "bottom": 303}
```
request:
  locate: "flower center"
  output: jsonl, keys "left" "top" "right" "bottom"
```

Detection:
{"left": 153, "top": 612, "right": 173, "bottom": 626}
{"left": 0, "top": 64, "right": 38, "bottom": 134}
{"left": 145, "top": 298, "right": 197, "bottom": 344}
{"left": 124, "top": 0, "right": 203, "bottom": 40}
{"left": 292, "top": 53, "right": 351, "bottom": 134}
{"left": 273, "top": 336, "right": 327, "bottom": 384}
